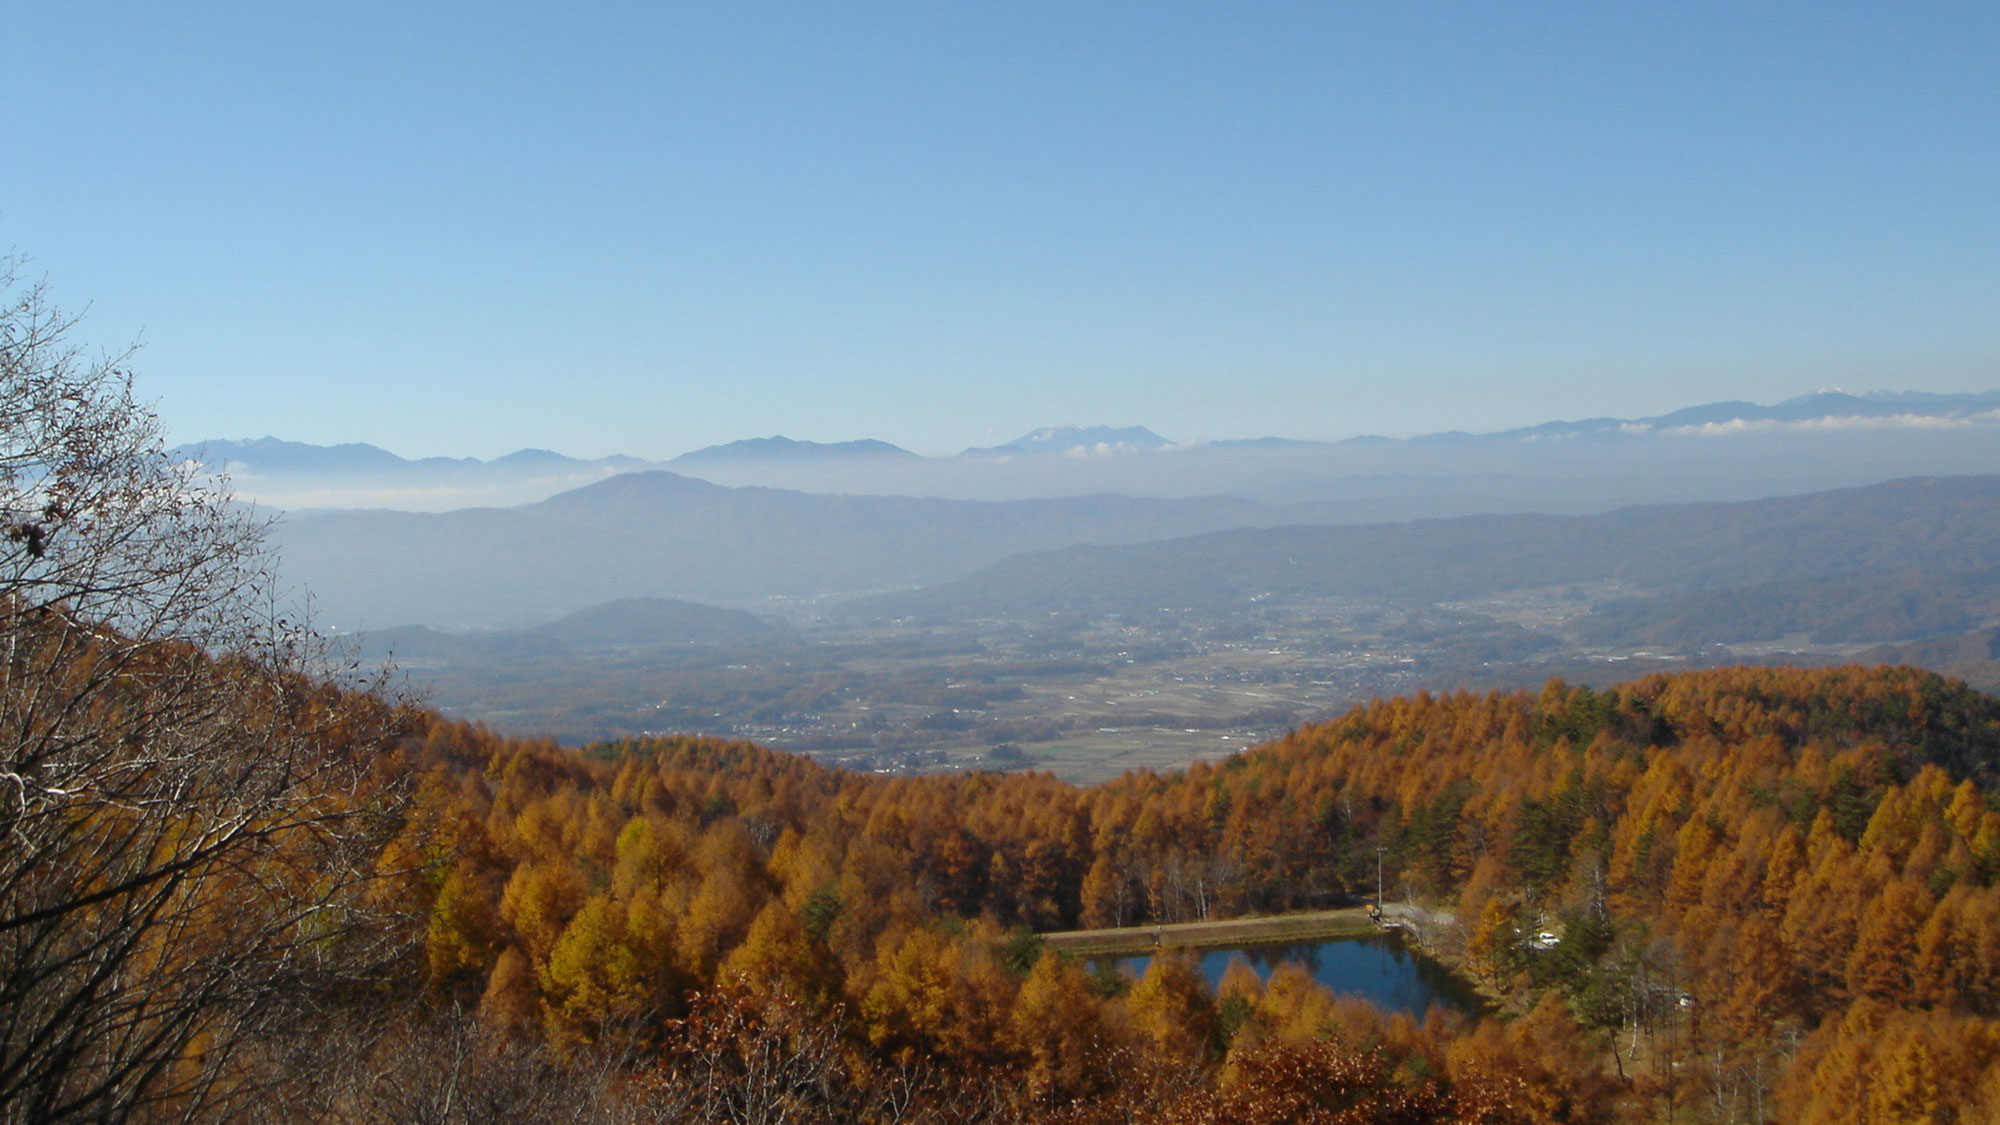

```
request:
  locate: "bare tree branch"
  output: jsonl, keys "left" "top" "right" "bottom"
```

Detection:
{"left": 0, "top": 256, "right": 417, "bottom": 1124}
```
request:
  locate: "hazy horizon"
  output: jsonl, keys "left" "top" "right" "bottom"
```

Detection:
{"left": 180, "top": 385, "right": 2000, "bottom": 467}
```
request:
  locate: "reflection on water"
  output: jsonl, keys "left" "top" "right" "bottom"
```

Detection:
{"left": 1104, "top": 932, "right": 1481, "bottom": 1017}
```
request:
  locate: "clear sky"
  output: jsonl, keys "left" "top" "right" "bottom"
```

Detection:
{"left": 4, "top": 3, "right": 1995, "bottom": 459}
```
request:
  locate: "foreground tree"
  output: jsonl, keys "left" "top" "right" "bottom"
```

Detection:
{"left": 0, "top": 259, "right": 413, "bottom": 1123}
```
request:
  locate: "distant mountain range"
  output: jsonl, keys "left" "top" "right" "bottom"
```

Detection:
{"left": 173, "top": 437, "right": 649, "bottom": 511}
{"left": 185, "top": 390, "right": 2000, "bottom": 512}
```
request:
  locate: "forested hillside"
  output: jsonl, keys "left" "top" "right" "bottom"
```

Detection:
{"left": 353, "top": 663, "right": 2000, "bottom": 1122}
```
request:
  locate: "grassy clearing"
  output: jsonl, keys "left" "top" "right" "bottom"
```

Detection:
{"left": 1023, "top": 728, "right": 1248, "bottom": 785}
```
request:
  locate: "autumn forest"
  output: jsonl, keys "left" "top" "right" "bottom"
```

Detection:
{"left": 369, "top": 663, "right": 2000, "bottom": 1123}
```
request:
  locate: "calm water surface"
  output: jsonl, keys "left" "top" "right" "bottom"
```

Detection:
{"left": 1106, "top": 933, "right": 1481, "bottom": 1017}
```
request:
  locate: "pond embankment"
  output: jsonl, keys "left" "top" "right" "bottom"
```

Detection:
{"left": 1042, "top": 904, "right": 1450, "bottom": 959}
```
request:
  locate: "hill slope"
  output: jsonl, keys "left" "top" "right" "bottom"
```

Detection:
{"left": 850, "top": 476, "right": 2000, "bottom": 625}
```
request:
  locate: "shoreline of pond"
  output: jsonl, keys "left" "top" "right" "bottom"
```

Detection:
{"left": 1042, "top": 905, "right": 1504, "bottom": 1017}
{"left": 1100, "top": 931, "right": 1489, "bottom": 1017}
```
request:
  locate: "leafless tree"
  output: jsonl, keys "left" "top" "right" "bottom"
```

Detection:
{"left": 315, "top": 1004, "right": 650, "bottom": 1125}
{"left": 0, "top": 257, "right": 415, "bottom": 1123}
{"left": 632, "top": 989, "right": 853, "bottom": 1125}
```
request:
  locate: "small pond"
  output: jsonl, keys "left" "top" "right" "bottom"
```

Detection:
{"left": 1103, "top": 932, "right": 1483, "bottom": 1017}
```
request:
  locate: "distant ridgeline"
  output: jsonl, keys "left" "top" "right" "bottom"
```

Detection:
{"left": 378, "top": 662, "right": 2000, "bottom": 1121}
{"left": 185, "top": 390, "right": 2000, "bottom": 512}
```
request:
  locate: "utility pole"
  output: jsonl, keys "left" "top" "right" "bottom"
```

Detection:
{"left": 1376, "top": 846, "right": 1386, "bottom": 908}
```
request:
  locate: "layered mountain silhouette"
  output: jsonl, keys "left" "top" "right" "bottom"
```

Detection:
{"left": 282, "top": 468, "right": 2000, "bottom": 652}
{"left": 191, "top": 390, "right": 2000, "bottom": 510}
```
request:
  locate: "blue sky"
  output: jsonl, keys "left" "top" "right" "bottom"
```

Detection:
{"left": 4, "top": 3, "right": 1995, "bottom": 459}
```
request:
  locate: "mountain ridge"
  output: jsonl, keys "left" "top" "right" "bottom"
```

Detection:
{"left": 668, "top": 436, "right": 917, "bottom": 468}
{"left": 186, "top": 388, "right": 2000, "bottom": 512}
